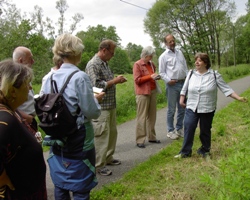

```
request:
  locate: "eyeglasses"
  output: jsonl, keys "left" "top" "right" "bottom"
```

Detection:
{"left": 106, "top": 48, "right": 115, "bottom": 56}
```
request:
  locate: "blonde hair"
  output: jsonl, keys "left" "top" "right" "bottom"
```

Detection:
{"left": 53, "top": 54, "right": 63, "bottom": 68}
{"left": 52, "top": 33, "right": 84, "bottom": 58}
{"left": 0, "top": 59, "right": 33, "bottom": 103}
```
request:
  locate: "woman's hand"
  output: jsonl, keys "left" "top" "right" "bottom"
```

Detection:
{"left": 238, "top": 97, "right": 248, "bottom": 103}
{"left": 151, "top": 73, "right": 161, "bottom": 80}
{"left": 179, "top": 95, "right": 186, "bottom": 108}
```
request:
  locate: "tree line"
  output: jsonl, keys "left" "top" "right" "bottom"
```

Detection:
{"left": 0, "top": 0, "right": 249, "bottom": 84}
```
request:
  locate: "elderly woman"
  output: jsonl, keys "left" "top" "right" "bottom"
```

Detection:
{"left": 175, "top": 53, "right": 247, "bottom": 158}
{"left": 133, "top": 46, "right": 161, "bottom": 148}
{"left": 40, "top": 33, "right": 104, "bottom": 199}
{"left": 0, "top": 60, "right": 47, "bottom": 199}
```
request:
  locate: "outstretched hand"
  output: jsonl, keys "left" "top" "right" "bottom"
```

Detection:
{"left": 239, "top": 97, "right": 248, "bottom": 103}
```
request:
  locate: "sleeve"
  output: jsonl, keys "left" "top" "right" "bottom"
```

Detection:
{"left": 180, "top": 70, "right": 193, "bottom": 96}
{"left": 215, "top": 71, "right": 234, "bottom": 97}
{"left": 85, "top": 62, "right": 107, "bottom": 89}
{"left": 133, "top": 62, "right": 151, "bottom": 85}
{"left": 76, "top": 73, "right": 101, "bottom": 120}
{"left": 0, "top": 112, "right": 14, "bottom": 174}
{"left": 158, "top": 53, "right": 171, "bottom": 84}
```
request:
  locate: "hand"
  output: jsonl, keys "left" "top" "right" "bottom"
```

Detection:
{"left": 114, "top": 75, "right": 127, "bottom": 84}
{"left": 179, "top": 95, "right": 186, "bottom": 108}
{"left": 168, "top": 80, "right": 177, "bottom": 86}
{"left": 239, "top": 97, "right": 248, "bottom": 103}
{"left": 151, "top": 73, "right": 161, "bottom": 80}
{"left": 95, "top": 92, "right": 105, "bottom": 103}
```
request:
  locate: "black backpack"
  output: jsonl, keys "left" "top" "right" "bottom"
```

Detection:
{"left": 35, "top": 70, "right": 79, "bottom": 138}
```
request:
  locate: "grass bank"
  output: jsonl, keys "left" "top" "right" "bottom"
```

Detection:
{"left": 90, "top": 87, "right": 250, "bottom": 200}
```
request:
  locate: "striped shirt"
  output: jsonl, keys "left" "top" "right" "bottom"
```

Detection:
{"left": 181, "top": 69, "right": 234, "bottom": 113}
{"left": 85, "top": 54, "right": 116, "bottom": 110}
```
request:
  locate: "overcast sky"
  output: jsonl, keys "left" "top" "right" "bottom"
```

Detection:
{"left": 10, "top": 0, "right": 248, "bottom": 48}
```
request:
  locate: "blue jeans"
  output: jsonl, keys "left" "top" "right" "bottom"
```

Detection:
{"left": 166, "top": 82, "right": 185, "bottom": 132}
{"left": 54, "top": 186, "right": 90, "bottom": 200}
{"left": 180, "top": 109, "right": 215, "bottom": 155}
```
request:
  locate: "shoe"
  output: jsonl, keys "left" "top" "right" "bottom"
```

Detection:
{"left": 137, "top": 143, "right": 145, "bottom": 148}
{"left": 174, "top": 153, "right": 191, "bottom": 158}
{"left": 107, "top": 159, "right": 121, "bottom": 165}
{"left": 177, "top": 129, "right": 184, "bottom": 137}
{"left": 167, "top": 131, "right": 179, "bottom": 140}
{"left": 148, "top": 140, "right": 161, "bottom": 143}
{"left": 197, "top": 147, "right": 211, "bottom": 158}
{"left": 97, "top": 167, "right": 112, "bottom": 176}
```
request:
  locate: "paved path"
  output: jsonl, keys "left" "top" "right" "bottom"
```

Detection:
{"left": 44, "top": 76, "right": 250, "bottom": 199}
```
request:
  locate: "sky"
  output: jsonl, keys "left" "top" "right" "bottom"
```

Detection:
{"left": 10, "top": 0, "right": 248, "bottom": 48}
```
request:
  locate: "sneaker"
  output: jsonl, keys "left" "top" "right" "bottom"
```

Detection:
{"left": 177, "top": 129, "right": 184, "bottom": 137}
{"left": 97, "top": 167, "right": 112, "bottom": 176}
{"left": 167, "top": 131, "right": 179, "bottom": 140}
{"left": 174, "top": 153, "right": 191, "bottom": 158}
{"left": 107, "top": 159, "right": 121, "bottom": 165}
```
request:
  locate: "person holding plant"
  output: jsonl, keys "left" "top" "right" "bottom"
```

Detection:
{"left": 133, "top": 46, "right": 161, "bottom": 148}
{"left": 0, "top": 59, "right": 47, "bottom": 199}
{"left": 175, "top": 52, "right": 248, "bottom": 158}
{"left": 85, "top": 39, "right": 127, "bottom": 176}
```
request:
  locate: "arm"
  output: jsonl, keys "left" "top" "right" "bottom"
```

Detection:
{"left": 229, "top": 92, "right": 248, "bottom": 102}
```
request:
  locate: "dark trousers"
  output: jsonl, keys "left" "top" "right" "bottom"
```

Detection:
{"left": 54, "top": 186, "right": 90, "bottom": 200}
{"left": 180, "top": 109, "right": 215, "bottom": 155}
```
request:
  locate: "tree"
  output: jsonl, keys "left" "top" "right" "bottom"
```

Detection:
{"left": 76, "top": 24, "right": 128, "bottom": 71}
{"left": 144, "top": 0, "right": 236, "bottom": 67}
{"left": 109, "top": 47, "right": 132, "bottom": 74}
{"left": 56, "top": 0, "right": 68, "bottom": 35}
{"left": 126, "top": 43, "right": 143, "bottom": 62}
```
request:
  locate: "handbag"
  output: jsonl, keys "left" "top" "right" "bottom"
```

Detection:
{"left": 155, "top": 81, "right": 162, "bottom": 94}
{"left": 149, "top": 61, "right": 162, "bottom": 94}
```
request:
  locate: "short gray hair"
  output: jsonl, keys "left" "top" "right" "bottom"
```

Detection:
{"left": 140, "top": 46, "right": 155, "bottom": 58}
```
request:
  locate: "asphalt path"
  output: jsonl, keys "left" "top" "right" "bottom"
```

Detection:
{"left": 44, "top": 75, "right": 250, "bottom": 199}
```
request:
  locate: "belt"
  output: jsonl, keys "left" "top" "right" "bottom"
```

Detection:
{"left": 171, "top": 79, "right": 185, "bottom": 82}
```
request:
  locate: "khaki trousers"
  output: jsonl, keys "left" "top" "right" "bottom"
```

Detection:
{"left": 135, "top": 90, "right": 157, "bottom": 144}
{"left": 92, "top": 109, "right": 118, "bottom": 168}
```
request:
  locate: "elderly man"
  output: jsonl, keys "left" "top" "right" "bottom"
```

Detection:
{"left": 85, "top": 39, "right": 127, "bottom": 176}
{"left": 13, "top": 46, "right": 37, "bottom": 132}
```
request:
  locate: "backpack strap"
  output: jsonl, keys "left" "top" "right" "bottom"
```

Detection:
{"left": 50, "top": 70, "right": 79, "bottom": 94}
{"left": 59, "top": 70, "right": 79, "bottom": 94}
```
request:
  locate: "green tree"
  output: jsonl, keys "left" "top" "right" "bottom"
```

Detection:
{"left": 144, "top": 0, "right": 236, "bottom": 67}
{"left": 126, "top": 43, "right": 143, "bottom": 62}
{"left": 109, "top": 47, "right": 132, "bottom": 74}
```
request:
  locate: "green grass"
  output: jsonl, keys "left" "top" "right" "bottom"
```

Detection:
{"left": 90, "top": 88, "right": 250, "bottom": 200}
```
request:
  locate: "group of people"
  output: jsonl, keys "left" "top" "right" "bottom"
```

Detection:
{"left": 133, "top": 33, "right": 247, "bottom": 161}
{"left": 0, "top": 35, "right": 127, "bottom": 199}
{"left": 0, "top": 32, "right": 247, "bottom": 200}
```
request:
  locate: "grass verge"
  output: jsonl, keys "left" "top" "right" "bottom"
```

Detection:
{"left": 90, "top": 88, "right": 250, "bottom": 200}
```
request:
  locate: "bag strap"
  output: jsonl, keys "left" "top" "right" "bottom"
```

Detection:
{"left": 59, "top": 70, "right": 79, "bottom": 94}
{"left": 50, "top": 70, "right": 79, "bottom": 94}
{"left": 213, "top": 70, "right": 218, "bottom": 86}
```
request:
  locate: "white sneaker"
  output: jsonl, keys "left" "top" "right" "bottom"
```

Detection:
{"left": 177, "top": 129, "right": 184, "bottom": 137}
{"left": 167, "top": 131, "right": 179, "bottom": 140}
